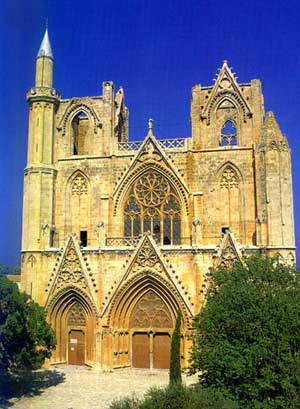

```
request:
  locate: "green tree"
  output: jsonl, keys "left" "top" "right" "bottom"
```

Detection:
{"left": 12, "top": 266, "right": 21, "bottom": 275}
{"left": 0, "top": 263, "right": 20, "bottom": 275}
{"left": 190, "top": 254, "right": 300, "bottom": 408}
{"left": 0, "top": 276, "right": 56, "bottom": 373}
{"left": 0, "top": 263, "right": 11, "bottom": 275}
{"left": 169, "top": 310, "right": 182, "bottom": 385}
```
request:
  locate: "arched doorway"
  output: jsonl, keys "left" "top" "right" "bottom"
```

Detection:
{"left": 106, "top": 272, "right": 189, "bottom": 370}
{"left": 67, "top": 302, "right": 86, "bottom": 365}
{"left": 130, "top": 290, "right": 172, "bottom": 369}
{"left": 46, "top": 286, "right": 97, "bottom": 366}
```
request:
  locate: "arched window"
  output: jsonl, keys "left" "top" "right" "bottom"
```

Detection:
{"left": 220, "top": 121, "right": 237, "bottom": 146}
{"left": 124, "top": 170, "right": 181, "bottom": 245}
{"left": 69, "top": 173, "right": 89, "bottom": 245}
{"left": 71, "top": 111, "right": 89, "bottom": 155}
{"left": 219, "top": 166, "right": 240, "bottom": 236}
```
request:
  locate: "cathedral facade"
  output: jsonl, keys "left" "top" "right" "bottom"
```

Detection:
{"left": 21, "top": 29, "right": 295, "bottom": 369}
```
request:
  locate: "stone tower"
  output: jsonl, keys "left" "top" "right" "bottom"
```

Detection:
{"left": 21, "top": 32, "right": 295, "bottom": 369}
{"left": 22, "top": 29, "right": 60, "bottom": 299}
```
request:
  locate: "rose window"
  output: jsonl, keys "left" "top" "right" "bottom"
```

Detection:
{"left": 134, "top": 173, "right": 169, "bottom": 206}
{"left": 124, "top": 170, "right": 181, "bottom": 245}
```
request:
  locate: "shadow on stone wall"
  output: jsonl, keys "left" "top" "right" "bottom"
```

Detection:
{"left": 0, "top": 369, "right": 65, "bottom": 408}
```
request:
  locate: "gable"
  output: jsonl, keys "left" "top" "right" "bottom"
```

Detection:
{"left": 113, "top": 133, "right": 190, "bottom": 215}
{"left": 45, "top": 235, "right": 96, "bottom": 308}
{"left": 216, "top": 231, "right": 245, "bottom": 268}
{"left": 101, "top": 234, "right": 194, "bottom": 324}
{"left": 201, "top": 61, "right": 252, "bottom": 125}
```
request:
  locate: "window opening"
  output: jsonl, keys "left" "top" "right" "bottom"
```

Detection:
{"left": 71, "top": 111, "right": 89, "bottom": 155}
{"left": 124, "top": 171, "right": 181, "bottom": 245}
{"left": 50, "top": 228, "right": 55, "bottom": 247}
{"left": 220, "top": 121, "right": 237, "bottom": 146}
{"left": 80, "top": 230, "right": 88, "bottom": 247}
{"left": 222, "top": 226, "right": 230, "bottom": 235}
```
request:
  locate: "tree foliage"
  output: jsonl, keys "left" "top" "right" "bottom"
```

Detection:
{"left": 110, "top": 384, "right": 238, "bottom": 409}
{"left": 169, "top": 310, "right": 182, "bottom": 385}
{"left": 190, "top": 254, "right": 300, "bottom": 408}
{"left": 0, "top": 275, "right": 56, "bottom": 373}
{"left": 0, "top": 263, "right": 20, "bottom": 275}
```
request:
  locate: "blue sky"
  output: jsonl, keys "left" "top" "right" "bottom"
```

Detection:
{"left": 0, "top": 0, "right": 299, "bottom": 268}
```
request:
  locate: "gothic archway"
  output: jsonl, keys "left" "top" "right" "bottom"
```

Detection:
{"left": 64, "top": 170, "right": 91, "bottom": 246}
{"left": 213, "top": 162, "right": 246, "bottom": 242}
{"left": 46, "top": 286, "right": 97, "bottom": 366}
{"left": 105, "top": 271, "right": 190, "bottom": 369}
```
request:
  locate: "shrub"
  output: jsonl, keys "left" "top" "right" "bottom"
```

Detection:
{"left": 109, "top": 384, "right": 237, "bottom": 409}
{"left": 169, "top": 310, "right": 182, "bottom": 385}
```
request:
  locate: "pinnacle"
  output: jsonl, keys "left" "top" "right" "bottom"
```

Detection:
{"left": 37, "top": 28, "right": 53, "bottom": 59}
{"left": 147, "top": 118, "right": 154, "bottom": 137}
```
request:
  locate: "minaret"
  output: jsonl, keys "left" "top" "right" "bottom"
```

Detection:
{"left": 22, "top": 27, "right": 60, "bottom": 269}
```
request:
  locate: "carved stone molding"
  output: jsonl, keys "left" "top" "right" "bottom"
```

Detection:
{"left": 220, "top": 166, "right": 239, "bottom": 189}
{"left": 72, "top": 174, "right": 88, "bottom": 195}
{"left": 55, "top": 244, "right": 88, "bottom": 292}
{"left": 129, "top": 290, "right": 172, "bottom": 328}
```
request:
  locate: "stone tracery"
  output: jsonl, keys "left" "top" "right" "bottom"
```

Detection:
{"left": 124, "top": 170, "right": 181, "bottom": 245}
{"left": 129, "top": 290, "right": 172, "bottom": 328}
{"left": 71, "top": 174, "right": 88, "bottom": 195}
{"left": 220, "top": 166, "right": 239, "bottom": 189}
{"left": 56, "top": 244, "right": 88, "bottom": 292}
{"left": 68, "top": 302, "right": 86, "bottom": 326}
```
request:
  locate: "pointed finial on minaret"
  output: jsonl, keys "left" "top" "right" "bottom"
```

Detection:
{"left": 147, "top": 118, "right": 154, "bottom": 136}
{"left": 37, "top": 25, "right": 53, "bottom": 60}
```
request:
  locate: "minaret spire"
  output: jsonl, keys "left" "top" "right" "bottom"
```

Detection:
{"left": 37, "top": 26, "right": 53, "bottom": 60}
{"left": 35, "top": 25, "right": 54, "bottom": 88}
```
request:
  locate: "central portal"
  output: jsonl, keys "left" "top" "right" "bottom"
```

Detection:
{"left": 130, "top": 290, "right": 173, "bottom": 369}
{"left": 132, "top": 332, "right": 171, "bottom": 369}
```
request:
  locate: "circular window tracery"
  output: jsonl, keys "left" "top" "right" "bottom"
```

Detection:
{"left": 124, "top": 170, "right": 181, "bottom": 245}
{"left": 134, "top": 173, "right": 170, "bottom": 207}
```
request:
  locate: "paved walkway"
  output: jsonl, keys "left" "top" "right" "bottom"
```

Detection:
{"left": 3, "top": 366, "right": 197, "bottom": 409}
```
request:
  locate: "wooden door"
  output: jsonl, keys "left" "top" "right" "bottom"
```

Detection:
{"left": 68, "top": 330, "right": 85, "bottom": 365}
{"left": 132, "top": 333, "right": 150, "bottom": 368}
{"left": 153, "top": 333, "right": 170, "bottom": 369}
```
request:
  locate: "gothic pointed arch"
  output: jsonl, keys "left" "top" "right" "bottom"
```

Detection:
{"left": 214, "top": 161, "right": 243, "bottom": 186}
{"left": 105, "top": 270, "right": 191, "bottom": 330}
{"left": 220, "top": 119, "right": 238, "bottom": 146}
{"left": 45, "top": 284, "right": 98, "bottom": 365}
{"left": 46, "top": 283, "right": 98, "bottom": 319}
{"left": 65, "top": 171, "right": 90, "bottom": 243}
{"left": 212, "top": 162, "right": 245, "bottom": 242}
{"left": 67, "top": 169, "right": 90, "bottom": 196}
{"left": 57, "top": 99, "right": 102, "bottom": 137}
{"left": 206, "top": 90, "right": 251, "bottom": 125}
{"left": 113, "top": 135, "right": 190, "bottom": 216}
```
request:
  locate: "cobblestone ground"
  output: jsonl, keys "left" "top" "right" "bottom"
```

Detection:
{"left": 5, "top": 366, "right": 197, "bottom": 409}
